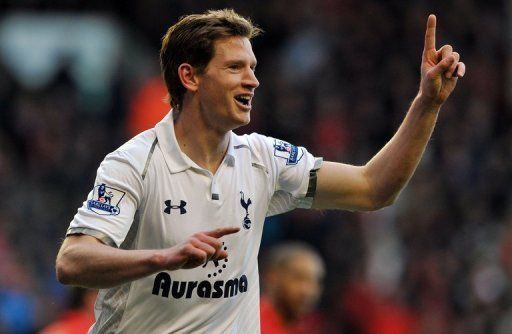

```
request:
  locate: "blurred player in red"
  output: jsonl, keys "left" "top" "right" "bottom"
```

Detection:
{"left": 39, "top": 288, "right": 97, "bottom": 334}
{"left": 260, "top": 242, "right": 326, "bottom": 334}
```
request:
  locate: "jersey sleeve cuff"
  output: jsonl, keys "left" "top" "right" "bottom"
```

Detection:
{"left": 296, "top": 157, "right": 323, "bottom": 209}
{"left": 66, "top": 227, "right": 117, "bottom": 247}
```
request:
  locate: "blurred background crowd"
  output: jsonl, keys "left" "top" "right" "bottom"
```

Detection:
{"left": 0, "top": 0, "right": 510, "bottom": 333}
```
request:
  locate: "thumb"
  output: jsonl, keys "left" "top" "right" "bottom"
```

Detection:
{"left": 428, "top": 55, "right": 456, "bottom": 78}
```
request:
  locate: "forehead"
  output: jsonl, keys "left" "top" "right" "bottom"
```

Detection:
{"left": 211, "top": 36, "right": 257, "bottom": 63}
{"left": 283, "top": 253, "right": 325, "bottom": 278}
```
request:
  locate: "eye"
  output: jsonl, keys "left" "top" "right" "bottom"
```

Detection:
{"left": 228, "top": 64, "right": 242, "bottom": 71}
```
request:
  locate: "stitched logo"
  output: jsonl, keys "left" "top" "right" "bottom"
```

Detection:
{"left": 87, "top": 183, "right": 125, "bottom": 216}
{"left": 163, "top": 200, "right": 187, "bottom": 214}
{"left": 240, "top": 191, "right": 252, "bottom": 229}
{"left": 273, "top": 139, "right": 303, "bottom": 165}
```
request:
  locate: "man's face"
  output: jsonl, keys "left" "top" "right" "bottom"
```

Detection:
{"left": 195, "top": 36, "right": 259, "bottom": 132}
{"left": 274, "top": 254, "right": 324, "bottom": 320}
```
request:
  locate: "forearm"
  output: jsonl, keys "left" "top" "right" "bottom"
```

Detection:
{"left": 56, "top": 227, "right": 238, "bottom": 289}
{"left": 314, "top": 15, "right": 464, "bottom": 212}
{"left": 56, "top": 235, "right": 166, "bottom": 289}
{"left": 364, "top": 93, "right": 440, "bottom": 205}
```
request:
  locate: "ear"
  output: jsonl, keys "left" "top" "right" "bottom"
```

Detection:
{"left": 177, "top": 63, "right": 200, "bottom": 93}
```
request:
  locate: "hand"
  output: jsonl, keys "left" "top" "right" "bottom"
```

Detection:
{"left": 419, "top": 14, "right": 466, "bottom": 107}
{"left": 162, "top": 227, "right": 240, "bottom": 270}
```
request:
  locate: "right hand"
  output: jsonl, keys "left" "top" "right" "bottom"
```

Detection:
{"left": 163, "top": 227, "right": 240, "bottom": 270}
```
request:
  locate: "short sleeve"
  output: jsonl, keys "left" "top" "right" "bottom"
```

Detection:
{"left": 67, "top": 151, "right": 143, "bottom": 247}
{"left": 247, "top": 134, "right": 322, "bottom": 216}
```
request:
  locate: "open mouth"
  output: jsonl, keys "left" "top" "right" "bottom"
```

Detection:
{"left": 234, "top": 94, "right": 252, "bottom": 108}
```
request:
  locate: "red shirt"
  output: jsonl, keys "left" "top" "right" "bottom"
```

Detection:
{"left": 260, "top": 297, "right": 326, "bottom": 334}
{"left": 39, "top": 310, "right": 94, "bottom": 334}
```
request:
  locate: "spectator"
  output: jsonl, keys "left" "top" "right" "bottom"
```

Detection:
{"left": 260, "top": 242, "right": 326, "bottom": 334}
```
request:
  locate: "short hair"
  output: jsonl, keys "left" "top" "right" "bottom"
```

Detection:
{"left": 263, "top": 242, "right": 325, "bottom": 277}
{"left": 160, "top": 9, "right": 262, "bottom": 111}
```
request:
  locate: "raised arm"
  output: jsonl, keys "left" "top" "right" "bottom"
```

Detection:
{"left": 56, "top": 227, "right": 239, "bottom": 289}
{"left": 313, "top": 15, "right": 466, "bottom": 211}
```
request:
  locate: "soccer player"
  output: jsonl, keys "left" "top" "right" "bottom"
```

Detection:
{"left": 260, "top": 242, "right": 325, "bottom": 334}
{"left": 56, "top": 9, "right": 465, "bottom": 333}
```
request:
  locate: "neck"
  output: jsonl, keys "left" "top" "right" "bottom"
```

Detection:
{"left": 173, "top": 106, "right": 230, "bottom": 174}
{"left": 268, "top": 295, "right": 299, "bottom": 325}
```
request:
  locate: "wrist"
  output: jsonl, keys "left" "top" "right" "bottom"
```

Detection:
{"left": 149, "top": 249, "right": 168, "bottom": 271}
{"left": 415, "top": 92, "right": 442, "bottom": 112}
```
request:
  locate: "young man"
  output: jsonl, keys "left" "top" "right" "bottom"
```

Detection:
{"left": 56, "top": 9, "right": 465, "bottom": 333}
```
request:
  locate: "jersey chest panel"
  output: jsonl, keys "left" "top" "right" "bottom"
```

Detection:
{"left": 137, "top": 153, "right": 271, "bottom": 266}
{"left": 117, "top": 155, "right": 268, "bottom": 333}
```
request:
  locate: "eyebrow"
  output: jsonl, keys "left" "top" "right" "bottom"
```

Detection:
{"left": 225, "top": 60, "right": 258, "bottom": 68}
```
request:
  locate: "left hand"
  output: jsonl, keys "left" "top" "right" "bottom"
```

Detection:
{"left": 420, "top": 14, "right": 466, "bottom": 107}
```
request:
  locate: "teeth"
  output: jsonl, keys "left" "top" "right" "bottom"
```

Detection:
{"left": 235, "top": 95, "right": 251, "bottom": 105}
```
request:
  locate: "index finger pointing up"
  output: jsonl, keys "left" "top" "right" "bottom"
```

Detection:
{"left": 424, "top": 14, "right": 436, "bottom": 53}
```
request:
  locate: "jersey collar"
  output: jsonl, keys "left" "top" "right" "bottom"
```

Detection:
{"left": 155, "top": 111, "right": 237, "bottom": 173}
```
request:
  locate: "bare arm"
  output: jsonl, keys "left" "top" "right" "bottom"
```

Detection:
{"left": 56, "top": 227, "right": 240, "bottom": 289}
{"left": 313, "top": 15, "right": 466, "bottom": 211}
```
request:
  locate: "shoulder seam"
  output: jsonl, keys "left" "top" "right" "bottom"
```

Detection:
{"left": 142, "top": 138, "right": 158, "bottom": 180}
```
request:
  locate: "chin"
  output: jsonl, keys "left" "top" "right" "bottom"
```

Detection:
{"left": 229, "top": 113, "right": 251, "bottom": 129}
{"left": 240, "top": 114, "right": 251, "bottom": 125}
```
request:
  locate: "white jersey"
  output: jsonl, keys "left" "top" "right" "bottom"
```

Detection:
{"left": 67, "top": 112, "right": 322, "bottom": 334}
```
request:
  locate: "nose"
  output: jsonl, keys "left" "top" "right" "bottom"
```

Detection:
{"left": 243, "top": 68, "right": 259, "bottom": 90}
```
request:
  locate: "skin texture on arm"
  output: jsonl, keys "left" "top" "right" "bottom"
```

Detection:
{"left": 313, "top": 15, "right": 466, "bottom": 211}
{"left": 56, "top": 227, "right": 239, "bottom": 289}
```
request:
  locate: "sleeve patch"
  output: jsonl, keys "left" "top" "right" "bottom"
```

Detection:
{"left": 273, "top": 139, "right": 304, "bottom": 165}
{"left": 86, "top": 183, "right": 126, "bottom": 216}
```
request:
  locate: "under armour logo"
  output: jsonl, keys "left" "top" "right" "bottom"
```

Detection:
{"left": 240, "top": 191, "right": 252, "bottom": 229}
{"left": 164, "top": 200, "right": 187, "bottom": 214}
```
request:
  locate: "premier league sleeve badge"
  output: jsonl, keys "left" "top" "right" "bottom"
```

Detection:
{"left": 87, "top": 183, "right": 126, "bottom": 216}
{"left": 273, "top": 139, "right": 304, "bottom": 165}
